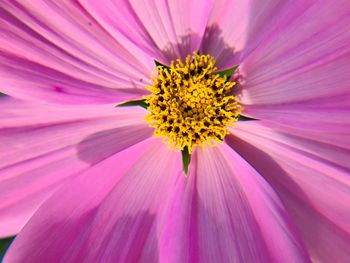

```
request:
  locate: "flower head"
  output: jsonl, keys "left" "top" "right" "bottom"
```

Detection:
{"left": 145, "top": 53, "right": 242, "bottom": 153}
{"left": 0, "top": 1, "right": 350, "bottom": 262}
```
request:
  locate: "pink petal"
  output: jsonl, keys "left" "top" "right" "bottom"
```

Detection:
{"left": 203, "top": 0, "right": 302, "bottom": 69}
{"left": 79, "top": 0, "right": 161, "bottom": 69}
{"left": 184, "top": 144, "right": 309, "bottom": 262}
{"left": 4, "top": 137, "right": 310, "bottom": 262}
{"left": 242, "top": 93, "right": 350, "bottom": 133}
{"left": 228, "top": 121, "right": 350, "bottom": 262}
{"left": 0, "top": 1, "right": 152, "bottom": 104}
{"left": 97, "top": 0, "right": 212, "bottom": 63}
{"left": 4, "top": 138, "right": 182, "bottom": 262}
{"left": 0, "top": 98, "right": 152, "bottom": 237}
{"left": 238, "top": 1, "right": 350, "bottom": 106}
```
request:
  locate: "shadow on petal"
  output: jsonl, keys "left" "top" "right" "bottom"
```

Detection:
{"left": 76, "top": 125, "right": 152, "bottom": 164}
{"left": 225, "top": 135, "right": 318, "bottom": 241}
{"left": 225, "top": 134, "right": 312, "bottom": 211}
{"left": 161, "top": 31, "right": 201, "bottom": 62}
{"left": 201, "top": 24, "right": 240, "bottom": 70}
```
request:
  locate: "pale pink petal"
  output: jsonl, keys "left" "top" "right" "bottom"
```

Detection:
{"left": 228, "top": 121, "right": 350, "bottom": 262}
{"left": 238, "top": 1, "right": 350, "bottom": 106}
{"left": 0, "top": 1, "right": 152, "bottom": 104}
{"left": 242, "top": 93, "right": 350, "bottom": 133}
{"left": 0, "top": 98, "right": 152, "bottom": 237}
{"left": 4, "top": 138, "right": 182, "bottom": 262}
{"left": 203, "top": 0, "right": 306, "bottom": 69}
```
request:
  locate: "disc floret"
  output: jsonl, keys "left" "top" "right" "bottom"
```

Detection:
{"left": 145, "top": 53, "right": 242, "bottom": 153}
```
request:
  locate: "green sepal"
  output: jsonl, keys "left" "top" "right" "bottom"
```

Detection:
{"left": 181, "top": 146, "right": 191, "bottom": 176}
{"left": 116, "top": 99, "right": 149, "bottom": 109}
{"left": 216, "top": 65, "right": 239, "bottom": 79}
{"left": 154, "top": 60, "right": 170, "bottom": 70}
{"left": 0, "top": 237, "right": 15, "bottom": 260}
{"left": 237, "top": 115, "right": 257, "bottom": 121}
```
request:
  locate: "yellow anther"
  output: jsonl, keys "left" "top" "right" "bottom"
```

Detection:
{"left": 145, "top": 53, "right": 242, "bottom": 153}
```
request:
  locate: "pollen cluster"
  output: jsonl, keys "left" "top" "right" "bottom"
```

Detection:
{"left": 145, "top": 53, "right": 242, "bottom": 153}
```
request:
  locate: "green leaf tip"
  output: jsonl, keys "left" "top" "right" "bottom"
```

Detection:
{"left": 116, "top": 99, "right": 149, "bottom": 109}
{"left": 154, "top": 60, "right": 170, "bottom": 70}
{"left": 216, "top": 65, "right": 239, "bottom": 79}
{"left": 0, "top": 236, "right": 15, "bottom": 260}
{"left": 181, "top": 146, "right": 191, "bottom": 176}
{"left": 237, "top": 115, "right": 258, "bottom": 121}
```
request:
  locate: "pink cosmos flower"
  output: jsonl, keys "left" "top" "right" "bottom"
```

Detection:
{"left": 1, "top": 0, "right": 350, "bottom": 262}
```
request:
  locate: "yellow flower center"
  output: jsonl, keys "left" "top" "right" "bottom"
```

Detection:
{"left": 145, "top": 53, "right": 242, "bottom": 153}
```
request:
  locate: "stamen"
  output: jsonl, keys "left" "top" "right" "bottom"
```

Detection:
{"left": 145, "top": 53, "right": 242, "bottom": 153}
